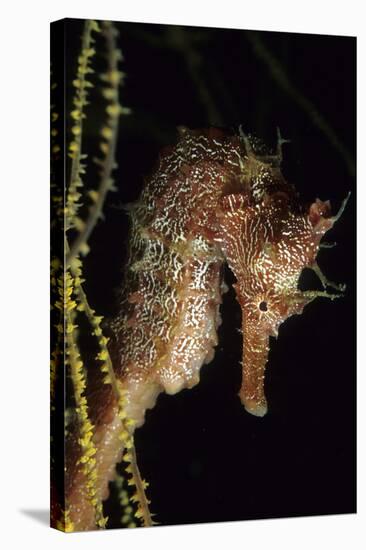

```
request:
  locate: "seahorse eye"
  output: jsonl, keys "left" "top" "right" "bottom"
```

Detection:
{"left": 259, "top": 301, "right": 268, "bottom": 312}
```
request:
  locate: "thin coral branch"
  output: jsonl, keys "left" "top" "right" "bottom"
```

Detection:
{"left": 66, "top": 20, "right": 99, "bottom": 231}
{"left": 56, "top": 508, "right": 75, "bottom": 532}
{"left": 64, "top": 272, "right": 108, "bottom": 529}
{"left": 115, "top": 473, "right": 136, "bottom": 528}
{"left": 68, "top": 248, "right": 154, "bottom": 528}
{"left": 246, "top": 32, "right": 355, "bottom": 178}
{"left": 67, "top": 21, "right": 126, "bottom": 267}
{"left": 50, "top": 77, "right": 63, "bottom": 225}
{"left": 164, "top": 26, "right": 223, "bottom": 126}
{"left": 60, "top": 20, "right": 153, "bottom": 529}
{"left": 70, "top": 256, "right": 120, "bottom": 401}
{"left": 129, "top": 445, "right": 154, "bottom": 527}
{"left": 50, "top": 258, "right": 63, "bottom": 402}
{"left": 123, "top": 443, "right": 154, "bottom": 527}
{"left": 120, "top": 25, "right": 223, "bottom": 126}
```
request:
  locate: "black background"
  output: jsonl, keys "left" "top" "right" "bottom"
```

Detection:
{"left": 64, "top": 19, "right": 356, "bottom": 527}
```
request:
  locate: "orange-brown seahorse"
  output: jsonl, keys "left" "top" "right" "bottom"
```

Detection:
{"left": 65, "top": 127, "right": 348, "bottom": 530}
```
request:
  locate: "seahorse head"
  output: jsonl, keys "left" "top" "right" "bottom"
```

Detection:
{"left": 215, "top": 186, "right": 342, "bottom": 417}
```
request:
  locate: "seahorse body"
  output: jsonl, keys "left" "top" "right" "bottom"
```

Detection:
{"left": 66, "top": 127, "right": 343, "bottom": 529}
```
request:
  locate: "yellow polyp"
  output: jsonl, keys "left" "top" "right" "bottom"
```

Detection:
{"left": 119, "top": 430, "right": 130, "bottom": 442}
{"left": 108, "top": 70, "right": 122, "bottom": 85}
{"left": 56, "top": 509, "right": 75, "bottom": 532}
{"left": 79, "top": 396, "right": 88, "bottom": 408}
{"left": 97, "top": 516, "right": 109, "bottom": 529}
{"left": 121, "top": 514, "right": 130, "bottom": 524}
{"left": 69, "top": 141, "right": 78, "bottom": 152}
{"left": 89, "top": 20, "right": 100, "bottom": 32}
{"left": 120, "top": 106, "right": 132, "bottom": 115}
{"left": 134, "top": 508, "right": 144, "bottom": 519}
{"left": 125, "top": 418, "right": 136, "bottom": 428}
{"left": 84, "top": 422, "right": 93, "bottom": 434}
{"left": 100, "top": 142, "right": 109, "bottom": 154}
{"left": 106, "top": 103, "right": 121, "bottom": 117}
{"left": 71, "top": 109, "right": 81, "bottom": 120}
{"left": 88, "top": 457, "right": 97, "bottom": 469}
{"left": 101, "top": 126, "right": 113, "bottom": 140}
{"left": 102, "top": 87, "right": 116, "bottom": 100}
{"left": 78, "top": 435, "right": 92, "bottom": 448}
{"left": 83, "top": 47, "right": 96, "bottom": 57}
{"left": 97, "top": 350, "right": 108, "bottom": 361}
{"left": 100, "top": 363, "right": 109, "bottom": 373}
{"left": 79, "top": 242, "right": 90, "bottom": 255}
{"left": 85, "top": 446, "right": 97, "bottom": 458}
{"left": 73, "top": 217, "right": 85, "bottom": 231}
{"left": 64, "top": 521, "right": 74, "bottom": 533}
{"left": 88, "top": 190, "right": 99, "bottom": 202}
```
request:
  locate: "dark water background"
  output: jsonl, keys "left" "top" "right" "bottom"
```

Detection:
{"left": 63, "top": 19, "right": 356, "bottom": 527}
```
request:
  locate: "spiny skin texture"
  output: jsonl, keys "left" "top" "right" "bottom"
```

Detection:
{"left": 109, "top": 127, "right": 244, "bottom": 399}
{"left": 66, "top": 127, "right": 343, "bottom": 529}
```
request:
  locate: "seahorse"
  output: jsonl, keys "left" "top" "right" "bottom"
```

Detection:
{"left": 65, "top": 126, "right": 347, "bottom": 530}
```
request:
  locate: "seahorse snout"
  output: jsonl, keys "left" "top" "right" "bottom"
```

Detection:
{"left": 239, "top": 320, "right": 270, "bottom": 418}
{"left": 240, "top": 393, "right": 268, "bottom": 417}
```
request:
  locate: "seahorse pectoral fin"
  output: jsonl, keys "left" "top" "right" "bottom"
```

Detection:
{"left": 238, "top": 324, "right": 270, "bottom": 417}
